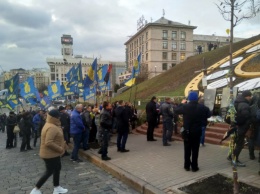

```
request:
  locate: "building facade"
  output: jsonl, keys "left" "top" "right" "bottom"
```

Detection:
{"left": 29, "top": 68, "right": 50, "bottom": 89}
{"left": 125, "top": 17, "right": 197, "bottom": 78}
{"left": 193, "top": 34, "right": 244, "bottom": 53}
{"left": 10, "top": 68, "right": 29, "bottom": 83}
{"left": 46, "top": 35, "right": 127, "bottom": 91}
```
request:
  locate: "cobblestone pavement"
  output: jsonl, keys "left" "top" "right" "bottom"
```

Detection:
{"left": 0, "top": 132, "right": 140, "bottom": 194}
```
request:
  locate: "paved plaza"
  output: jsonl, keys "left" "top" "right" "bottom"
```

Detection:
{"left": 0, "top": 132, "right": 139, "bottom": 194}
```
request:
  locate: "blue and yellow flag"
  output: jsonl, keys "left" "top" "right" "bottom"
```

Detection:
{"left": 48, "top": 80, "right": 61, "bottom": 100}
{"left": 84, "top": 58, "right": 97, "bottom": 87}
{"left": 39, "top": 96, "right": 51, "bottom": 109}
{"left": 83, "top": 85, "right": 96, "bottom": 101}
{"left": 125, "top": 53, "right": 141, "bottom": 87}
{"left": 20, "top": 77, "right": 36, "bottom": 100}
{"left": 61, "top": 82, "right": 75, "bottom": 96}
{"left": 7, "top": 99, "right": 20, "bottom": 110}
{"left": 74, "top": 61, "right": 83, "bottom": 82}
{"left": 66, "top": 66, "right": 76, "bottom": 84}
{"left": 97, "top": 65, "right": 111, "bottom": 91}
{"left": 5, "top": 73, "right": 19, "bottom": 100}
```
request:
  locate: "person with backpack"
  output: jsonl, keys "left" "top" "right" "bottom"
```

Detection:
{"left": 233, "top": 90, "right": 253, "bottom": 167}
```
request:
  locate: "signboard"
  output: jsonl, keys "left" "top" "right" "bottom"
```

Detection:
{"left": 203, "top": 89, "right": 216, "bottom": 111}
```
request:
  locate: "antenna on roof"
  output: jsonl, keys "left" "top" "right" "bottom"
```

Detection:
{"left": 162, "top": 9, "right": 165, "bottom": 17}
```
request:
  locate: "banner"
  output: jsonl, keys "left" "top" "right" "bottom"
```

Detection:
{"left": 97, "top": 64, "right": 111, "bottom": 91}
{"left": 48, "top": 80, "right": 61, "bottom": 100}
{"left": 20, "top": 77, "right": 37, "bottom": 100}
{"left": 84, "top": 58, "right": 97, "bottom": 87}
{"left": 61, "top": 82, "right": 75, "bottom": 96}
{"left": 83, "top": 85, "right": 96, "bottom": 101}
{"left": 5, "top": 73, "right": 19, "bottom": 100}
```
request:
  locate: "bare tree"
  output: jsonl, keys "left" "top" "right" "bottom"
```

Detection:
{"left": 216, "top": 0, "right": 260, "bottom": 94}
{"left": 216, "top": 1, "right": 259, "bottom": 194}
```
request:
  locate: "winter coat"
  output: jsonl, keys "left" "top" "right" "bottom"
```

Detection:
{"left": 146, "top": 101, "right": 157, "bottom": 122}
{"left": 174, "top": 101, "right": 204, "bottom": 138}
{"left": 200, "top": 104, "right": 211, "bottom": 127}
{"left": 39, "top": 114, "right": 65, "bottom": 159}
{"left": 100, "top": 109, "right": 112, "bottom": 131}
{"left": 115, "top": 106, "right": 129, "bottom": 133}
{"left": 70, "top": 109, "right": 85, "bottom": 134}
{"left": 33, "top": 113, "right": 42, "bottom": 131}
{"left": 6, "top": 115, "right": 17, "bottom": 130}
{"left": 82, "top": 111, "right": 92, "bottom": 129}
{"left": 160, "top": 102, "right": 174, "bottom": 122}
{"left": 19, "top": 115, "right": 33, "bottom": 136}
{"left": 234, "top": 94, "right": 251, "bottom": 134}
{"left": 60, "top": 112, "right": 70, "bottom": 131}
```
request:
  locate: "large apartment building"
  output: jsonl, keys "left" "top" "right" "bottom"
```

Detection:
{"left": 125, "top": 17, "right": 197, "bottom": 78}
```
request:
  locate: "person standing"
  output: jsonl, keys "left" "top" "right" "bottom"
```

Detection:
{"left": 81, "top": 106, "right": 92, "bottom": 150}
{"left": 59, "top": 106, "right": 70, "bottom": 156}
{"left": 33, "top": 110, "right": 44, "bottom": 147}
{"left": 30, "top": 109, "right": 68, "bottom": 194}
{"left": 198, "top": 98, "right": 211, "bottom": 146}
{"left": 145, "top": 96, "right": 158, "bottom": 141}
{"left": 70, "top": 104, "right": 85, "bottom": 163}
{"left": 160, "top": 97, "right": 174, "bottom": 146}
{"left": 20, "top": 112, "right": 33, "bottom": 151}
{"left": 233, "top": 90, "right": 252, "bottom": 167}
{"left": 115, "top": 100, "right": 130, "bottom": 152}
{"left": 100, "top": 101, "right": 113, "bottom": 160}
{"left": 175, "top": 92, "right": 204, "bottom": 172}
{"left": 6, "top": 112, "right": 17, "bottom": 149}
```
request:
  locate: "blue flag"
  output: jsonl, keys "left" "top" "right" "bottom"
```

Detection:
{"left": 97, "top": 65, "right": 111, "bottom": 91}
{"left": 83, "top": 85, "right": 96, "bottom": 101}
{"left": 20, "top": 77, "right": 37, "bottom": 100}
{"left": 48, "top": 80, "right": 61, "bottom": 100}
{"left": 84, "top": 58, "right": 97, "bottom": 87}
{"left": 66, "top": 66, "right": 76, "bottom": 84}
{"left": 124, "top": 53, "right": 141, "bottom": 87}
{"left": 7, "top": 99, "right": 20, "bottom": 110}
{"left": 61, "top": 82, "right": 75, "bottom": 96}
{"left": 5, "top": 73, "right": 19, "bottom": 100}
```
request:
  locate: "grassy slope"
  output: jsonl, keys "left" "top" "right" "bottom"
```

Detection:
{"left": 113, "top": 35, "right": 260, "bottom": 103}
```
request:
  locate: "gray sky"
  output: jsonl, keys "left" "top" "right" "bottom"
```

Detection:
{"left": 0, "top": 0, "right": 259, "bottom": 71}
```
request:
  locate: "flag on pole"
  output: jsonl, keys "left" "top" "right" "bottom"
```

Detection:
{"left": 20, "top": 77, "right": 37, "bottom": 100}
{"left": 48, "top": 80, "right": 61, "bottom": 100}
{"left": 5, "top": 73, "right": 19, "bottom": 100}
{"left": 84, "top": 58, "right": 98, "bottom": 87}
{"left": 124, "top": 53, "right": 141, "bottom": 87}
{"left": 66, "top": 66, "right": 76, "bottom": 85}
{"left": 61, "top": 82, "right": 75, "bottom": 96}
{"left": 104, "top": 64, "right": 112, "bottom": 85}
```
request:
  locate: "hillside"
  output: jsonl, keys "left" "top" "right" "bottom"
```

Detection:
{"left": 113, "top": 35, "right": 260, "bottom": 104}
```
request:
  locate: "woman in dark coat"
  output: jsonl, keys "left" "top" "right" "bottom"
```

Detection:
{"left": 20, "top": 112, "right": 33, "bottom": 151}
{"left": 6, "top": 111, "right": 17, "bottom": 149}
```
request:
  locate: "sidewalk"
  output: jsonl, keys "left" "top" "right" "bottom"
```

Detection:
{"left": 76, "top": 132, "right": 260, "bottom": 194}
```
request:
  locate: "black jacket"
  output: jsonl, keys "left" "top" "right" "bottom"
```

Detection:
{"left": 146, "top": 101, "right": 157, "bottom": 122}
{"left": 60, "top": 112, "right": 70, "bottom": 131}
{"left": 6, "top": 115, "right": 17, "bottom": 128}
{"left": 200, "top": 104, "right": 211, "bottom": 127}
{"left": 115, "top": 106, "right": 129, "bottom": 133}
{"left": 19, "top": 115, "right": 33, "bottom": 135}
{"left": 175, "top": 101, "right": 204, "bottom": 138}
{"left": 100, "top": 109, "right": 112, "bottom": 130}
{"left": 234, "top": 95, "right": 251, "bottom": 126}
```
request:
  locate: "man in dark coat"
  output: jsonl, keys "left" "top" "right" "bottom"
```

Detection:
{"left": 145, "top": 96, "right": 158, "bottom": 141}
{"left": 6, "top": 111, "right": 17, "bottom": 149}
{"left": 20, "top": 112, "right": 33, "bottom": 151}
{"left": 115, "top": 100, "right": 130, "bottom": 152}
{"left": 233, "top": 90, "right": 252, "bottom": 167}
{"left": 175, "top": 92, "right": 204, "bottom": 172}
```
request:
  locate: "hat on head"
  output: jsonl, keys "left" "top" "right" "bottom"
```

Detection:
{"left": 188, "top": 92, "right": 198, "bottom": 101}
{"left": 48, "top": 109, "right": 60, "bottom": 118}
{"left": 58, "top": 106, "right": 65, "bottom": 111}
{"left": 9, "top": 111, "right": 15, "bottom": 115}
{"left": 242, "top": 90, "right": 252, "bottom": 98}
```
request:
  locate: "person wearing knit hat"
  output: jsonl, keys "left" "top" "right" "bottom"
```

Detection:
{"left": 175, "top": 91, "right": 209, "bottom": 172}
{"left": 232, "top": 90, "right": 253, "bottom": 167}
{"left": 188, "top": 91, "right": 198, "bottom": 101}
{"left": 30, "top": 108, "right": 68, "bottom": 194}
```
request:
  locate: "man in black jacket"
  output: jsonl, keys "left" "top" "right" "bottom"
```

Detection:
{"left": 6, "top": 112, "right": 17, "bottom": 149}
{"left": 233, "top": 90, "right": 252, "bottom": 167}
{"left": 175, "top": 92, "right": 204, "bottom": 172}
{"left": 100, "top": 101, "right": 113, "bottom": 160}
{"left": 115, "top": 100, "right": 130, "bottom": 152}
{"left": 146, "top": 96, "right": 157, "bottom": 141}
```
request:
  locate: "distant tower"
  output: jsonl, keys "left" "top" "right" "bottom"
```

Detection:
{"left": 61, "top": 34, "right": 73, "bottom": 59}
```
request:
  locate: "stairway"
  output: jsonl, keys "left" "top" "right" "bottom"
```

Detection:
{"left": 135, "top": 122, "right": 230, "bottom": 146}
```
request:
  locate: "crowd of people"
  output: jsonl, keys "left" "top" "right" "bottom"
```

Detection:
{"left": 1, "top": 89, "right": 259, "bottom": 193}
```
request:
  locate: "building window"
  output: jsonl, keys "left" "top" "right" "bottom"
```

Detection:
{"left": 50, "top": 65, "right": 55, "bottom": 73}
{"left": 142, "top": 45, "right": 144, "bottom": 52}
{"left": 172, "top": 31, "right": 177, "bottom": 39}
{"left": 146, "top": 53, "right": 148, "bottom": 60}
{"left": 142, "top": 55, "right": 144, "bottom": 62}
{"left": 181, "top": 31, "right": 186, "bottom": 39}
{"left": 146, "top": 32, "right": 148, "bottom": 39}
{"left": 162, "top": 30, "right": 168, "bottom": 39}
{"left": 139, "top": 37, "right": 141, "bottom": 45}
{"left": 181, "top": 53, "right": 185, "bottom": 60}
{"left": 172, "top": 63, "right": 176, "bottom": 68}
{"left": 162, "top": 63, "right": 168, "bottom": 70}
{"left": 162, "top": 52, "right": 167, "bottom": 60}
{"left": 142, "top": 35, "right": 144, "bottom": 43}
{"left": 172, "top": 41, "right": 177, "bottom": 50}
{"left": 171, "top": 53, "right": 177, "bottom": 60}
{"left": 146, "top": 42, "right": 148, "bottom": 50}
{"left": 136, "top": 39, "right": 138, "bottom": 46}
{"left": 180, "top": 42, "right": 186, "bottom": 50}
{"left": 163, "top": 41, "right": 168, "bottom": 49}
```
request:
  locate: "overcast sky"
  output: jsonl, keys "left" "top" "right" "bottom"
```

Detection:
{"left": 0, "top": 0, "right": 259, "bottom": 71}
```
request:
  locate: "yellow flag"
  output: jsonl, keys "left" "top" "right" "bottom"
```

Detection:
{"left": 24, "top": 82, "right": 31, "bottom": 93}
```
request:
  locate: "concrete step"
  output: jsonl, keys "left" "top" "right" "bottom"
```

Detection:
{"left": 207, "top": 126, "right": 228, "bottom": 134}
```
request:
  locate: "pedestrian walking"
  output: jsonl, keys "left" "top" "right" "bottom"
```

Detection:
{"left": 30, "top": 109, "right": 68, "bottom": 194}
